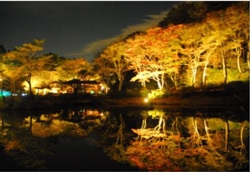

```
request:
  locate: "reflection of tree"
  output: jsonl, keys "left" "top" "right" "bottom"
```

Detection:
{"left": 128, "top": 110, "right": 182, "bottom": 171}
{"left": 234, "top": 121, "right": 248, "bottom": 169}
{"left": 189, "top": 117, "right": 202, "bottom": 146}
{"left": 124, "top": 111, "right": 249, "bottom": 171}
{"left": 132, "top": 110, "right": 168, "bottom": 142}
{"left": 225, "top": 119, "right": 229, "bottom": 152}
{"left": 115, "top": 114, "right": 125, "bottom": 145}
{"left": 0, "top": 111, "right": 106, "bottom": 170}
{"left": 1, "top": 124, "right": 54, "bottom": 170}
{"left": 102, "top": 112, "right": 117, "bottom": 142}
{"left": 23, "top": 113, "right": 88, "bottom": 138}
{"left": 103, "top": 113, "right": 128, "bottom": 163}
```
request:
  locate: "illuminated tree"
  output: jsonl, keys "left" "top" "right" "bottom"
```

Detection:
{"left": 1, "top": 60, "right": 25, "bottom": 94}
{"left": 205, "top": 3, "right": 249, "bottom": 84}
{"left": 179, "top": 25, "right": 205, "bottom": 86}
{"left": 125, "top": 33, "right": 148, "bottom": 87}
{"left": 36, "top": 53, "right": 67, "bottom": 89}
{"left": 77, "top": 68, "right": 95, "bottom": 81}
{"left": 56, "top": 58, "right": 92, "bottom": 81}
{"left": 3, "top": 39, "right": 46, "bottom": 95}
{"left": 43, "top": 53, "right": 66, "bottom": 71}
{"left": 224, "top": 3, "right": 249, "bottom": 73}
{"left": 95, "top": 42, "right": 128, "bottom": 92}
{"left": 125, "top": 25, "right": 183, "bottom": 90}
{"left": 93, "top": 55, "right": 114, "bottom": 92}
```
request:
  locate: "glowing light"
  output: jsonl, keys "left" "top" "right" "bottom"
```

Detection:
{"left": 144, "top": 98, "right": 149, "bottom": 103}
{"left": 1, "top": 90, "right": 11, "bottom": 97}
{"left": 49, "top": 88, "right": 59, "bottom": 94}
{"left": 23, "top": 78, "right": 40, "bottom": 91}
{"left": 100, "top": 84, "right": 105, "bottom": 90}
{"left": 61, "top": 90, "right": 67, "bottom": 94}
{"left": 21, "top": 93, "right": 27, "bottom": 96}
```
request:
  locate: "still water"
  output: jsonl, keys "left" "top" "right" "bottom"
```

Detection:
{"left": 0, "top": 106, "right": 249, "bottom": 171}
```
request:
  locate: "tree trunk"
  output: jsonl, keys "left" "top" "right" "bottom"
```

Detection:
{"left": 202, "top": 63, "right": 208, "bottom": 86}
{"left": 160, "top": 72, "right": 165, "bottom": 89}
{"left": 222, "top": 50, "right": 228, "bottom": 85}
{"left": 224, "top": 120, "right": 229, "bottom": 152}
{"left": 202, "top": 47, "right": 216, "bottom": 85}
{"left": 170, "top": 73, "right": 178, "bottom": 87}
{"left": 155, "top": 73, "right": 164, "bottom": 90}
{"left": 27, "top": 76, "right": 33, "bottom": 95}
{"left": 236, "top": 47, "right": 242, "bottom": 73}
{"left": 28, "top": 81, "right": 33, "bottom": 95}
{"left": 192, "top": 67, "right": 197, "bottom": 87}
{"left": 156, "top": 79, "right": 163, "bottom": 90}
{"left": 118, "top": 76, "right": 124, "bottom": 92}
{"left": 10, "top": 79, "right": 17, "bottom": 94}
{"left": 141, "top": 81, "right": 146, "bottom": 87}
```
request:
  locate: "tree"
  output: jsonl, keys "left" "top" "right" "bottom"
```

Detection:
{"left": 178, "top": 22, "right": 219, "bottom": 86}
{"left": 95, "top": 42, "right": 128, "bottom": 92}
{"left": 125, "top": 32, "right": 149, "bottom": 87}
{"left": 3, "top": 39, "right": 46, "bottom": 95}
{"left": 56, "top": 58, "right": 92, "bottom": 81}
{"left": 224, "top": 3, "right": 249, "bottom": 73}
{"left": 125, "top": 25, "right": 183, "bottom": 90}
{"left": 23, "top": 54, "right": 56, "bottom": 92}
{"left": 43, "top": 52, "right": 66, "bottom": 71}
{"left": 205, "top": 3, "right": 249, "bottom": 85}
{"left": 1, "top": 60, "right": 25, "bottom": 94}
{"left": 159, "top": 1, "right": 235, "bottom": 28}
{"left": 93, "top": 56, "right": 114, "bottom": 93}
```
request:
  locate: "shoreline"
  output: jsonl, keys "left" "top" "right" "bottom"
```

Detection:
{"left": 0, "top": 92, "right": 248, "bottom": 112}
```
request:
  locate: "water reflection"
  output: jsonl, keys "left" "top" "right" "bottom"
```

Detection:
{"left": 103, "top": 109, "right": 249, "bottom": 171}
{"left": 0, "top": 108, "right": 109, "bottom": 170}
{"left": 0, "top": 108, "right": 249, "bottom": 171}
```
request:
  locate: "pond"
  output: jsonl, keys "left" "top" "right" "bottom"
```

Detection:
{"left": 0, "top": 106, "right": 249, "bottom": 171}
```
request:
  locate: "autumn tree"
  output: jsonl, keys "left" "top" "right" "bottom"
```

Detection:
{"left": 56, "top": 58, "right": 92, "bottom": 81}
{"left": 125, "top": 25, "right": 183, "bottom": 90}
{"left": 77, "top": 66, "right": 96, "bottom": 81}
{"left": 93, "top": 56, "right": 114, "bottom": 93}
{"left": 178, "top": 22, "right": 219, "bottom": 86}
{"left": 124, "top": 32, "right": 149, "bottom": 87}
{"left": 23, "top": 54, "right": 61, "bottom": 93}
{"left": 95, "top": 42, "right": 128, "bottom": 92}
{"left": 53, "top": 58, "right": 92, "bottom": 94}
{"left": 43, "top": 53, "right": 66, "bottom": 71}
{"left": 205, "top": 2, "right": 249, "bottom": 85}
{"left": 223, "top": 3, "right": 249, "bottom": 74}
{"left": 3, "top": 39, "right": 47, "bottom": 95}
{"left": 0, "top": 60, "right": 25, "bottom": 94}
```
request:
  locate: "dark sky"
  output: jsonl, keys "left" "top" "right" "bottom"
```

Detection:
{"left": 0, "top": 1, "right": 179, "bottom": 61}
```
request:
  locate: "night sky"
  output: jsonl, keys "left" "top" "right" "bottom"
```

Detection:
{"left": 0, "top": 1, "right": 179, "bottom": 61}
